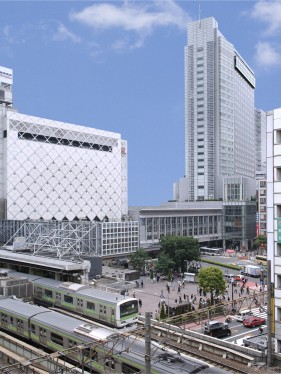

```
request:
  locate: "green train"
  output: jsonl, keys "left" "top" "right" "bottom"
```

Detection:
{"left": 6, "top": 271, "right": 138, "bottom": 328}
{"left": 0, "top": 296, "right": 228, "bottom": 374}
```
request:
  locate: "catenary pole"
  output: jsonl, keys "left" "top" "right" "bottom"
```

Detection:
{"left": 145, "top": 311, "right": 151, "bottom": 374}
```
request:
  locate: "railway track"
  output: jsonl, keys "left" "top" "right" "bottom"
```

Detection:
{"left": 51, "top": 307, "right": 255, "bottom": 373}
{"left": 149, "top": 332, "right": 251, "bottom": 374}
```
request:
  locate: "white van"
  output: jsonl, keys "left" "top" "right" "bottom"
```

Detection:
{"left": 236, "top": 309, "right": 253, "bottom": 322}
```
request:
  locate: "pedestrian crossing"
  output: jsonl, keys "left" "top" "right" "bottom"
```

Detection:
{"left": 251, "top": 306, "right": 267, "bottom": 321}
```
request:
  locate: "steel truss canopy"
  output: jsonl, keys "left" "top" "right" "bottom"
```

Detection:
{"left": 2, "top": 220, "right": 98, "bottom": 259}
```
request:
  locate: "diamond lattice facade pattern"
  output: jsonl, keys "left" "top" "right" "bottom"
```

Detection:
{"left": 0, "top": 109, "right": 128, "bottom": 221}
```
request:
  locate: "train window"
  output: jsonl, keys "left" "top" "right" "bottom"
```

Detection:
{"left": 51, "top": 332, "right": 64, "bottom": 346}
{"left": 44, "top": 289, "right": 53, "bottom": 298}
{"left": 37, "top": 287, "right": 42, "bottom": 296}
{"left": 64, "top": 295, "right": 73, "bottom": 304}
{"left": 84, "top": 348, "right": 98, "bottom": 361}
{"left": 31, "top": 324, "right": 36, "bottom": 334}
{"left": 10, "top": 317, "right": 13, "bottom": 325}
{"left": 55, "top": 292, "right": 61, "bottom": 301}
{"left": 120, "top": 301, "right": 138, "bottom": 317}
{"left": 122, "top": 362, "right": 141, "bottom": 373}
{"left": 105, "top": 358, "right": 114, "bottom": 368}
{"left": 103, "top": 306, "right": 106, "bottom": 314}
{"left": 77, "top": 298, "right": 83, "bottom": 307}
{"left": 69, "top": 339, "right": 77, "bottom": 348}
{"left": 87, "top": 301, "right": 95, "bottom": 310}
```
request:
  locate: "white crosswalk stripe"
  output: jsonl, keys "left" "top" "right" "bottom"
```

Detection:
{"left": 249, "top": 307, "right": 267, "bottom": 321}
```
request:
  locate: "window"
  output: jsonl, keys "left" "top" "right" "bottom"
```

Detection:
{"left": 64, "top": 295, "right": 73, "bottom": 304}
{"left": 44, "top": 289, "right": 53, "bottom": 298}
{"left": 87, "top": 301, "right": 95, "bottom": 310}
{"left": 31, "top": 324, "right": 36, "bottom": 334}
{"left": 51, "top": 332, "right": 64, "bottom": 346}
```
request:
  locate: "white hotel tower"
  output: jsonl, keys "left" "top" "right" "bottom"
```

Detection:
{"left": 182, "top": 17, "right": 256, "bottom": 202}
{"left": 0, "top": 66, "right": 128, "bottom": 222}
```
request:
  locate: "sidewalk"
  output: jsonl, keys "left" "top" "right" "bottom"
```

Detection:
{"left": 131, "top": 275, "right": 266, "bottom": 323}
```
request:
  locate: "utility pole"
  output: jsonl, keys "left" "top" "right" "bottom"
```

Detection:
{"left": 145, "top": 311, "right": 151, "bottom": 374}
{"left": 267, "top": 260, "right": 273, "bottom": 367}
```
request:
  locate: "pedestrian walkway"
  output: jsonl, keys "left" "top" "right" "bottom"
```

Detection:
{"left": 131, "top": 275, "right": 267, "bottom": 323}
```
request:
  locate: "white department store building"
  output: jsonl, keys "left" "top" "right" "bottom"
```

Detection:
{"left": 0, "top": 65, "right": 139, "bottom": 260}
{"left": 0, "top": 68, "right": 127, "bottom": 222}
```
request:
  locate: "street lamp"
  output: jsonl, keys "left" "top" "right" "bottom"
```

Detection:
{"left": 231, "top": 279, "right": 235, "bottom": 301}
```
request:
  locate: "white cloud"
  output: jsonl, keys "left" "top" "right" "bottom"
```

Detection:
{"left": 254, "top": 41, "right": 281, "bottom": 67}
{"left": 250, "top": 1, "right": 281, "bottom": 35}
{"left": 70, "top": 0, "right": 190, "bottom": 49}
{"left": 53, "top": 23, "right": 81, "bottom": 43}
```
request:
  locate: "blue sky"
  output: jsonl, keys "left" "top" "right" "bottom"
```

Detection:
{"left": 0, "top": 1, "right": 280, "bottom": 206}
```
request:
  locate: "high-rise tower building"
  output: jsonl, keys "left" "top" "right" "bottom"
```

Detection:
{"left": 184, "top": 17, "right": 256, "bottom": 202}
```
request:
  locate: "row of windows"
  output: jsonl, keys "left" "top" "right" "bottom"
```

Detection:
{"left": 39, "top": 288, "right": 110, "bottom": 314}
{"left": 17, "top": 132, "right": 113, "bottom": 152}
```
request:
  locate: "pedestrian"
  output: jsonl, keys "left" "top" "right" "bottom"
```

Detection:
{"left": 183, "top": 293, "right": 186, "bottom": 301}
{"left": 175, "top": 298, "right": 178, "bottom": 304}
{"left": 138, "top": 299, "right": 142, "bottom": 308}
{"left": 133, "top": 291, "right": 136, "bottom": 298}
{"left": 259, "top": 326, "right": 263, "bottom": 334}
{"left": 179, "top": 296, "right": 182, "bottom": 304}
{"left": 141, "top": 280, "right": 144, "bottom": 288}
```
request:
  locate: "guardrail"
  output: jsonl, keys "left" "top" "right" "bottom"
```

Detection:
{"left": 137, "top": 317, "right": 265, "bottom": 365}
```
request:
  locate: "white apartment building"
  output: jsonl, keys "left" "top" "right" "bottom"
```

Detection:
{"left": 266, "top": 107, "right": 281, "bottom": 353}
{"left": 182, "top": 17, "right": 256, "bottom": 202}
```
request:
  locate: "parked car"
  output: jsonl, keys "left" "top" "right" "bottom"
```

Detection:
{"left": 243, "top": 316, "right": 266, "bottom": 328}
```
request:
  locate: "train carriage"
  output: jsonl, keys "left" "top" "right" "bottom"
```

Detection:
{"left": 32, "top": 277, "right": 139, "bottom": 328}
{"left": 0, "top": 296, "right": 229, "bottom": 374}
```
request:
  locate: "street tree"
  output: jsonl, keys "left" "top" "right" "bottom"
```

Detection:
{"left": 198, "top": 266, "right": 226, "bottom": 305}
{"left": 129, "top": 249, "right": 149, "bottom": 272}
{"left": 160, "top": 236, "right": 200, "bottom": 263}
{"left": 254, "top": 235, "right": 267, "bottom": 250}
{"left": 156, "top": 252, "right": 175, "bottom": 275}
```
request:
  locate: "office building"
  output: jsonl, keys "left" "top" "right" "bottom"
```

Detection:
{"left": 183, "top": 17, "right": 256, "bottom": 202}
{"left": 255, "top": 108, "right": 266, "bottom": 178}
{"left": 266, "top": 107, "right": 281, "bottom": 353}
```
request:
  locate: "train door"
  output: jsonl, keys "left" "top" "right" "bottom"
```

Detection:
{"left": 110, "top": 308, "right": 115, "bottom": 326}
{"left": 39, "top": 327, "right": 47, "bottom": 345}
{"left": 76, "top": 298, "right": 83, "bottom": 313}
{"left": 16, "top": 318, "right": 24, "bottom": 335}
{"left": 1, "top": 313, "right": 8, "bottom": 329}
{"left": 55, "top": 291, "right": 61, "bottom": 306}
{"left": 99, "top": 304, "right": 107, "bottom": 322}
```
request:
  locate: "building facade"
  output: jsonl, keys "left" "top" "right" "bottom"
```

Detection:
{"left": 0, "top": 65, "right": 139, "bottom": 262}
{"left": 0, "top": 68, "right": 128, "bottom": 222}
{"left": 184, "top": 17, "right": 256, "bottom": 202}
{"left": 266, "top": 107, "right": 281, "bottom": 353}
{"left": 255, "top": 108, "right": 266, "bottom": 178}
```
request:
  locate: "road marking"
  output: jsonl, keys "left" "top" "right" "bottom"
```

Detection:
{"left": 224, "top": 326, "right": 267, "bottom": 341}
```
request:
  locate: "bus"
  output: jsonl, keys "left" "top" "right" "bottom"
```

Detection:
{"left": 255, "top": 255, "right": 267, "bottom": 267}
{"left": 200, "top": 247, "right": 223, "bottom": 256}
